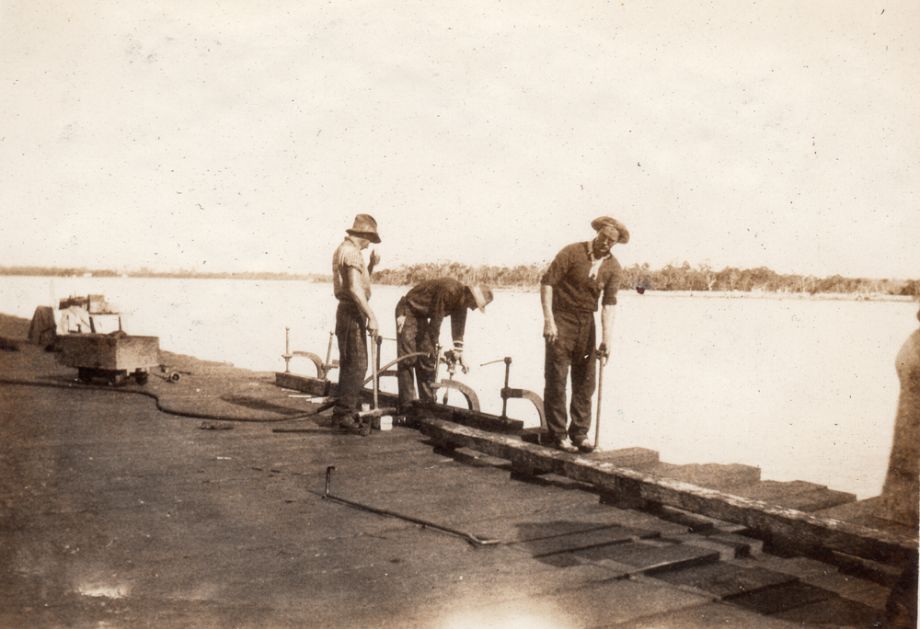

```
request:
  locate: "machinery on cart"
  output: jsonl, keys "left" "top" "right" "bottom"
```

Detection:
{"left": 57, "top": 333, "right": 161, "bottom": 386}
{"left": 51, "top": 294, "right": 161, "bottom": 386}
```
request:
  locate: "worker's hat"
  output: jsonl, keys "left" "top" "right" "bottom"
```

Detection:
{"left": 346, "top": 214, "right": 381, "bottom": 243}
{"left": 590, "top": 216, "right": 629, "bottom": 244}
{"left": 469, "top": 285, "right": 494, "bottom": 312}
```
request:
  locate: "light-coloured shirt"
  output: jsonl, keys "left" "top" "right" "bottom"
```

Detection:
{"left": 332, "top": 236, "right": 371, "bottom": 303}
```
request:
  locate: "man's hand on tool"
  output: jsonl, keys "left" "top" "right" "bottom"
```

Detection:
{"left": 597, "top": 343, "right": 610, "bottom": 366}
{"left": 455, "top": 350, "right": 469, "bottom": 374}
{"left": 367, "top": 316, "right": 379, "bottom": 338}
{"left": 443, "top": 349, "right": 469, "bottom": 374}
{"left": 368, "top": 249, "right": 380, "bottom": 274}
{"left": 396, "top": 314, "right": 406, "bottom": 334}
{"left": 543, "top": 319, "right": 558, "bottom": 343}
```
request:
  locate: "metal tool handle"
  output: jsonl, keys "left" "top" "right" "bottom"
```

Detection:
{"left": 369, "top": 332, "right": 379, "bottom": 410}
{"left": 362, "top": 352, "right": 429, "bottom": 385}
{"left": 325, "top": 331, "right": 335, "bottom": 370}
{"left": 321, "top": 466, "right": 500, "bottom": 547}
{"left": 595, "top": 353, "right": 605, "bottom": 450}
{"left": 324, "top": 465, "right": 336, "bottom": 497}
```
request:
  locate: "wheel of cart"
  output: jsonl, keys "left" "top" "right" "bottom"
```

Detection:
{"left": 77, "top": 367, "right": 94, "bottom": 384}
{"left": 76, "top": 367, "right": 132, "bottom": 386}
{"left": 158, "top": 365, "right": 182, "bottom": 382}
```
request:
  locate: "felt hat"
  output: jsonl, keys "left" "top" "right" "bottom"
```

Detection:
{"left": 346, "top": 214, "right": 381, "bottom": 243}
{"left": 469, "top": 285, "right": 494, "bottom": 312}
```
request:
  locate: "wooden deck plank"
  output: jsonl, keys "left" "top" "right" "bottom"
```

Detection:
{"left": 767, "top": 487, "right": 857, "bottom": 512}
{"left": 663, "top": 532, "right": 762, "bottom": 560}
{"left": 513, "top": 525, "right": 655, "bottom": 557}
{"left": 771, "top": 596, "right": 884, "bottom": 627}
{"left": 730, "top": 479, "right": 827, "bottom": 500}
{"left": 647, "top": 462, "right": 762, "bottom": 489}
{"left": 465, "top": 502, "right": 690, "bottom": 541}
{"left": 729, "top": 581, "right": 838, "bottom": 615}
{"left": 400, "top": 578, "right": 712, "bottom": 629}
{"left": 614, "top": 600, "right": 806, "bottom": 628}
{"left": 647, "top": 561, "right": 797, "bottom": 599}
{"left": 575, "top": 540, "right": 722, "bottom": 575}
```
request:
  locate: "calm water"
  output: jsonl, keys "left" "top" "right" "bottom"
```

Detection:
{"left": 2, "top": 275, "right": 917, "bottom": 499}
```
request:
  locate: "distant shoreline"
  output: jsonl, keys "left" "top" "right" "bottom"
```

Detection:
{"left": 1, "top": 273, "right": 917, "bottom": 304}
{"left": 2, "top": 260, "right": 918, "bottom": 299}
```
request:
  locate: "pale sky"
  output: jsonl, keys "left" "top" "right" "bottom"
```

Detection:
{"left": 2, "top": 1, "right": 918, "bottom": 279}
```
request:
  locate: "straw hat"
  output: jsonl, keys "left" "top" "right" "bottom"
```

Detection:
{"left": 590, "top": 216, "right": 629, "bottom": 244}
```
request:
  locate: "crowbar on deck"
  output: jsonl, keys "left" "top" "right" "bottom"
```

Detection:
{"left": 321, "top": 465, "right": 501, "bottom": 547}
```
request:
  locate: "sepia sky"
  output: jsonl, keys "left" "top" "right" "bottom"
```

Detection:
{"left": 2, "top": 1, "right": 918, "bottom": 279}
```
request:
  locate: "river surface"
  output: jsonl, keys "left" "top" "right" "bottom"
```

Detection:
{"left": 3, "top": 275, "right": 917, "bottom": 499}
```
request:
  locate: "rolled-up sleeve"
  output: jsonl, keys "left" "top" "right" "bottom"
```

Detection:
{"left": 341, "top": 248, "right": 363, "bottom": 271}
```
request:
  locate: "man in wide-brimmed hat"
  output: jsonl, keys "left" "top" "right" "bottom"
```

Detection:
{"left": 331, "top": 213, "right": 382, "bottom": 433}
{"left": 540, "top": 216, "right": 629, "bottom": 453}
{"left": 394, "top": 278, "right": 493, "bottom": 412}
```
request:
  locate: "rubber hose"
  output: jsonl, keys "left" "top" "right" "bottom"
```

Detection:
{"left": 0, "top": 377, "right": 323, "bottom": 424}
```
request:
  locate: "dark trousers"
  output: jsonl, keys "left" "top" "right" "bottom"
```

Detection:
{"left": 333, "top": 301, "right": 368, "bottom": 420}
{"left": 396, "top": 310, "right": 437, "bottom": 409}
{"left": 544, "top": 309, "right": 597, "bottom": 442}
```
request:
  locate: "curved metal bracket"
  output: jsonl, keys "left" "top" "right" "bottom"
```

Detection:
{"left": 282, "top": 328, "right": 337, "bottom": 379}
{"left": 502, "top": 387, "right": 546, "bottom": 431}
{"left": 283, "top": 350, "right": 337, "bottom": 380}
{"left": 432, "top": 380, "right": 481, "bottom": 412}
{"left": 361, "top": 351, "right": 481, "bottom": 412}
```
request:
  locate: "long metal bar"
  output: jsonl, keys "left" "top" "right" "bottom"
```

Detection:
{"left": 501, "top": 357, "right": 511, "bottom": 419}
{"left": 370, "top": 333, "right": 379, "bottom": 411}
{"left": 324, "top": 331, "right": 334, "bottom": 370}
{"left": 321, "top": 466, "right": 500, "bottom": 547}
{"left": 595, "top": 353, "right": 605, "bottom": 449}
{"left": 375, "top": 335, "right": 383, "bottom": 393}
{"left": 283, "top": 327, "right": 291, "bottom": 373}
{"left": 361, "top": 352, "right": 430, "bottom": 385}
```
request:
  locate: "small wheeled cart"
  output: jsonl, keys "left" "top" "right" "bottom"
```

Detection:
{"left": 57, "top": 333, "right": 160, "bottom": 386}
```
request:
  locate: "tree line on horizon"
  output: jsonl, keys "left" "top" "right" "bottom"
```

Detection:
{"left": 0, "top": 266, "right": 325, "bottom": 282}
{"left": 376, "top": 261, "right": 920, "bottom": 296}
{"left": 1, "top": 263, "right": 917, "bottom": 296}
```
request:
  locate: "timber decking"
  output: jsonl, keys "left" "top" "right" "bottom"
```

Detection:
{"left": 0, "top": 315, "right": 905, "bottom": 627}
{"left": 416, "top": 417, "right": 917, "bottom": 566}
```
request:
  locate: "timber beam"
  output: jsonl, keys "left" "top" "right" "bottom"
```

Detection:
{"left": 417, "top": 417, "right": 917, "bottom": 565}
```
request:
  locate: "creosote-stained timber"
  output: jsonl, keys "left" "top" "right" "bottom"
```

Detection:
{"left": 417, "top": 417, "right": 917, "bottom": 565}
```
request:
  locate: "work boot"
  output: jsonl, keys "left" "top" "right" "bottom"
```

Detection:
{"left": 336, "top": 414, "right": 361, "bottom": 434}
{"left": 573, "top": 438, "right": 595, "bottom": 454}
{"left": 396, "top": 401, "right": 421, "bottom": 428}
{"left": 551, "top": 437, "right": 578, "bottom": 454}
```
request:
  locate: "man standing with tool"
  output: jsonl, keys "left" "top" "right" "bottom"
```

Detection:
{"left": 395, "top": 278, "right": 493, "bottom": 413}
{"left": 540, "top": 216, "right": 628, "bottom": 453}
{"left": 331, "top": 214, "right": 381, "bottom": 434}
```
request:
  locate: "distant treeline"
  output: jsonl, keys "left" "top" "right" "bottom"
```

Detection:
{"left": 374, "top": 262, "right": 920, "bottom": 296}
{"left": 2, "top": 263, "right": 918, "bottom": 296}
{"left": 0, "top": 266, "right": 326, "bottom": 282}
